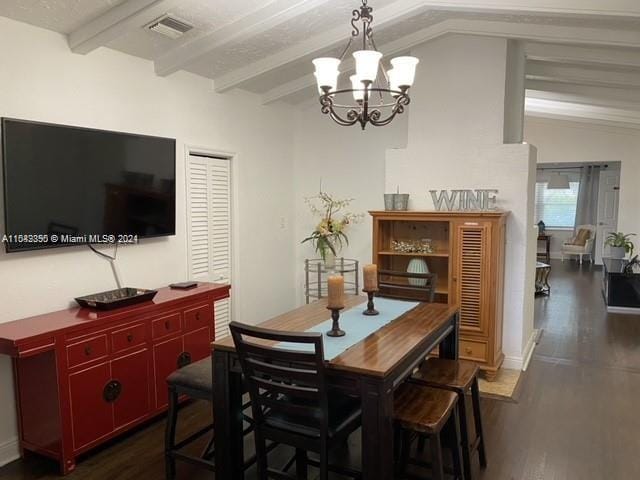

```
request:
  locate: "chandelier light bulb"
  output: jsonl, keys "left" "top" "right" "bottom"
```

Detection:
{"left": 312, "top": 57, "right": 340, "bottom": 90}
{"left": 353, "top": 50, "right": 382, "bottom": 82}
{"left": 390, "top": 56, "right": 419, "bottom": 87}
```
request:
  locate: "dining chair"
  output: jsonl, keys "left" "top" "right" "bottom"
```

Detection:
{"left": 230, "top": 321, "right": 362, "bottom": 480}
{"left": 411, "top": 359, "right": 487, "bottom": 480}
{"left": 377, "top": 269, "right": 438, "bottom": 302}
{"left": 393, "top": 383, "right": 465, "bottom": 480}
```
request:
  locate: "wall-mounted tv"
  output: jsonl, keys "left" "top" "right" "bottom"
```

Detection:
{"left": 2, "top": 118, "right": 176, "bottom": 252}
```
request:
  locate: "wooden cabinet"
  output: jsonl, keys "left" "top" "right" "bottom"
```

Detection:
{"left": 0, "top": 283, "right": 230, "bottom": 475}
{"left": 370, "top": 210, "right": 508, "bottom": 380}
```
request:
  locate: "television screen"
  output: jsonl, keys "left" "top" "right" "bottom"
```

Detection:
{"left": 2, "top": 118, "right": 176, "bottom": 252}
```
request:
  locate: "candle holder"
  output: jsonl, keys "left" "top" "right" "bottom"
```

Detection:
{"left": 362, "top": 289, "right": 379, "bottom": 316}
{"left": 326, "top": 307, "right": 345, "bottom": 337}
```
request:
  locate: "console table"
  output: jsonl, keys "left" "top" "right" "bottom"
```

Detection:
{"left": 602, "top": 258, "right": 640, "bottom": 313}
{"left": 0, "top": 282, "right": 229, "bottom": 475}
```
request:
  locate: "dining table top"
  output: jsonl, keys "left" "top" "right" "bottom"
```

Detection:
{"left": 212, "top": 295, "right": 459, "bottom": 378}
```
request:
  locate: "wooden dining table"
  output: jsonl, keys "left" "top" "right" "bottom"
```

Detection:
{"left": 211, "top": 295, "right": 460, "bottom": 480}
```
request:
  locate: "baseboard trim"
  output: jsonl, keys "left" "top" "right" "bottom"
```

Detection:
{"left": 502, "top": 355, "right": 523, "bottom": 370}
{"left": 503, "top": 329, "right": 540, "bottom": 372}
{"left": 0, "top": 437, "right": 20, "bottom": 467}
{"left": 522, "top": 329, "right": 541, "bottom": 371}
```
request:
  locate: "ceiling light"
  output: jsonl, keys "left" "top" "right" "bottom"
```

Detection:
{"left": 311, "top": 0, "right": 418, "bottom": 130}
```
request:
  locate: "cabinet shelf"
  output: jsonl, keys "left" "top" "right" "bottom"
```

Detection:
{"left": 378, "top": 250, "right": 449, "bottom": 258}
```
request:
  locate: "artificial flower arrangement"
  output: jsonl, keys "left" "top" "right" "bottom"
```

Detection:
{"left": 302, "top": 191, "right": 363, "bottom": 261}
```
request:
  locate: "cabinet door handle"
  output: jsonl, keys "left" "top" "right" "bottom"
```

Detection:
{"left": 127, "top": 334, "right": 134, "bottom": 343}
{"left": 84, "top": 345, "right": 93, "bottom": 356}
{"left": 465, "top": 347, "right": 473, "bottom": 354}
{"left": 165, "top": 320, "right": 171, "bottom": 330}
{"left": 196, "top": 312, "right": 200, "bottom": 321}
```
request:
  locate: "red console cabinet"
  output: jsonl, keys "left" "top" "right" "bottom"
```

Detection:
{"left": 0, "top": 282, "right": 230, "bottom": 475}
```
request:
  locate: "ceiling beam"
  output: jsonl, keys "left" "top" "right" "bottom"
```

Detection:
{"left": 214, "top": 0, "right": 430, "bottom": 93}
{"left": 525, "top": 97, "right": 640, "bottom": 129}
{"left": 526, "top": 62, "right": 640, "bottom": 89}
{"left": 68, "top": 0, "right": 181, "bottom": 54}
{"left": 263, "top": 18, "right": 640, "bottom": 104}
{"left": 525, "top": 42, "right": 640, "bottom": 70}
{"left": 154, "top": 0, "right": 335, "bottom": 77}
{"left": 526, "top": 80, "right": 640, "bottom": 103}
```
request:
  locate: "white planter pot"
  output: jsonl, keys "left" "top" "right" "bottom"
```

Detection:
{"left": 609, "top": 246, "right": 626, "bottom": 259}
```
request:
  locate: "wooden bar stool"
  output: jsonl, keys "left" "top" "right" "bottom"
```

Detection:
{"left": 411, "top": 358, "right": 487, "bottom": 480}
{"left": 393, "top": 383, "right": 465, "bottom": 480}
{"left": 165, "top": 358, "right": 256, "bottom": 479}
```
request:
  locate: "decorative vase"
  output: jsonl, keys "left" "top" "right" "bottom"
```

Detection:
{"left": 407, "top": 258, "right": 429, "bottom": 286}
{"left": 324, "top": 250, "right": 336, "bottom": 270}
{"left": 609, "top": 246, "right": 626, "bottom": 259}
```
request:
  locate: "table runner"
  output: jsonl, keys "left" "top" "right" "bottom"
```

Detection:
{"left": 278, "top": 297, "right": 419, "bottom": 360}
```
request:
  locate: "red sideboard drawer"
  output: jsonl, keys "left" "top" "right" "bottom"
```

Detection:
{"left": 111, "top": 323, "right": 146, "bottom": 354}
{"left": 184, "top": 304, "right": 211, "bottom": 332}
{"left": 67, "top": 335, "right": 108, "bottom": 368}
{"left": 151, "top": 313, "right": 182, "bottom": 340}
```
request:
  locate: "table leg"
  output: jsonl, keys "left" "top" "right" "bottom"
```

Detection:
{"left": 213, "top": 350, "right": 245, "bottom": 480}
{"left": 361, "top": 377, "right": 394, "bottom": 480}
{"left": 439, "top": 312, "right": 459, "bottom": 360}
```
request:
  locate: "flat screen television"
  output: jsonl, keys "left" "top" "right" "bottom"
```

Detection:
{"left": 2, "top": 118, "right": 176, "bottom": 252}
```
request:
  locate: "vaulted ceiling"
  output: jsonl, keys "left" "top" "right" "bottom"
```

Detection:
{"left": 2, "top": 0, "right": 640, "bottom": 128}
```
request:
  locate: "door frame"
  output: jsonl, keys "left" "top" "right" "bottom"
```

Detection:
{"left": 184, "top": 144, "right": 239, "bottom": 325}
{"left": 595, "top": 164, "right": 621, "bottom": 265}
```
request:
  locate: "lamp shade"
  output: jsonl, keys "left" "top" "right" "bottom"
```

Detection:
{"left": 390, "top": 56, "right": 419, "bottom": 87}
{"left": 547, "top": 172, "right": 570, "bottom": 189}
{"left": 312, "top": 57, "right": 340, "bottom": 90}
{"left": 314, "top": 72, "right": 338, "bottom": 94}
{"left": 387, "top": 69, "right": 401, "bottom": 97}
{"left": 353, "top": 50, "right": 382, "bottom": 82}
{"left": 350, "top": 75, "right": 365, "bottom": 101}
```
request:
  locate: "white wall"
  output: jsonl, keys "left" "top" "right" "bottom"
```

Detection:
{"left": 525, "top": 117, "right": 640, "bottom": 238}
{"left": 0, "top": 16, "right": 296, "bottom": 464}
{"left": 292, "top": 106, "right": 408, "bottom": 301}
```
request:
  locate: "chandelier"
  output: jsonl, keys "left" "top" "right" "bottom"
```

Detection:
{"left": 312, "top": 0, "right": 419, "bottom": 130}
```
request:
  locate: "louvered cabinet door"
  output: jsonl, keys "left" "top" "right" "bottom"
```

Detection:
{"left": 453, "top": 222, "right": 491, "bottom": 335}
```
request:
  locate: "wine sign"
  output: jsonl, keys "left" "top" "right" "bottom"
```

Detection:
{"left": 430, "top": 189, "right": 499, "bottom": 211}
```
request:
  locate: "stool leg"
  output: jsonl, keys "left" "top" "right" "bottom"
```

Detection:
{"left": 254, "top": 430, "right": 269, "bottom": 480}
{"left": 295, "top": 448, "right": 308, "bottom": 479}
{"left": 448, "top": 408, "right": 466, "bottom": 480}
{"left": 429, "top": 433, "right": 445, "bottom": 480}
{"left": 471, "top": 376, "right": 487, "bottom": 468}
{"left": 457, "top": 390, "right": 473, "bottom": 480}
{"left": 164, "top": 386, "right": 179, "bottom": 480}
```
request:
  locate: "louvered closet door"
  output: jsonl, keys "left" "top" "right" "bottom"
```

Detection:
{"left": 186, "top": 154, "right": 232, "bottom": 339}
{"left": 454, "top": 222, "right": 491, "bottom": 335}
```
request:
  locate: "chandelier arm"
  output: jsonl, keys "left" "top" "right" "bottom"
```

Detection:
{"left": 338, "top": 35, "right": 354, "bottom": 61}
{"left": 319, "top": 94, "right": 361, "bottom": 127}
{"left": 350, "top": 8, "right": 361, "bottom": 37}
{"left": 369, "top": 94, "right": 410, "bottom": 126}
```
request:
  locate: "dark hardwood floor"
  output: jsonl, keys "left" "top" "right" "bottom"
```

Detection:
{"left": 1, "top": 260, "right": 639, "bottom": 479}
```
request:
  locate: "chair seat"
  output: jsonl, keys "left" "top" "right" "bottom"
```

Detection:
{"left": 562, "top": 244, "right": 587, "bottom": 253}
{"left": 264, "top": 394, "right": 361, "bottom": 439}
{"left": 412, "top": 358, "right": 479, "bottom": 391}
{"left": 166, "top": 358, "right": 212, "bottom": 399}
{"left": 393, "top": 384, "right": 457, "bottom": 434}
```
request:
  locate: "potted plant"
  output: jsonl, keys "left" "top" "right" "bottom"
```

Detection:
{"left": 605, "top": 232, "right": 636, "bottom": 259}
{"left": 302, "top": 191, "right": 363, "bottom": 268}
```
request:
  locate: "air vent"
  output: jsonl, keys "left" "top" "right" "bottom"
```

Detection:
{"left": 147, "top": 15, "right": 193, "bottom": 39}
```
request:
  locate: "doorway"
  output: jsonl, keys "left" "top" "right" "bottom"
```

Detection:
{"left": 595, "top": 167, "right": 621, "bottom": 264}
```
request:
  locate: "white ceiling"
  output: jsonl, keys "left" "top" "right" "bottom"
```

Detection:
{"left": 2, "top": 0, "right": 640, "bottom": 127}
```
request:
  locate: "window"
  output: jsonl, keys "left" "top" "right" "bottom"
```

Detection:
{"left": 534, "top": 181, "right": 580, "bottom": 228}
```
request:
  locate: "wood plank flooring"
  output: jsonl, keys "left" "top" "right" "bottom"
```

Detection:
{"left": 1, "top": 260, "right": 639, "bottom": 479}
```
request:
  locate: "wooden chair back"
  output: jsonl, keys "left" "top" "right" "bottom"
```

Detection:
{"left": 229, "top": 321, "right": 329, "bottom": 440}
{"left": 377, "top": 269, "right": 438, "bottom": 303}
